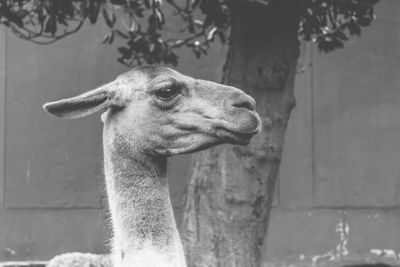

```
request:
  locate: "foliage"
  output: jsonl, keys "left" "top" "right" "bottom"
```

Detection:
{"left": 0, "top": 0, "right": 379, "bottom": 66}
{"left": 299, "top": 0, "right": 379, "bottom": 52}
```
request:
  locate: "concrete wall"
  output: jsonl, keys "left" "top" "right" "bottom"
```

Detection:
{"left": 264, "top": 1, "right": 400, "bottom": 266}
{"left": 0, "top": 1, "right": 400, "bottom": 266}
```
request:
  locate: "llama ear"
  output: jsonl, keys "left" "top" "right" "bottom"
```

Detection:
{"left": 43, "top": 82, "right": 124, "bottom": 119}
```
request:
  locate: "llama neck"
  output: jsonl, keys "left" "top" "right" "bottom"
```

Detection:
{"left": 103, "top": 136, "right": 186, "bottom": 267}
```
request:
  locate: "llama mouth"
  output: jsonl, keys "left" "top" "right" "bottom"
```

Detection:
{"left": 214, "top": 113, "right": 261, "bottom": 145}
{"left": 216, "top": 128, "right": 258, "bottom": 145}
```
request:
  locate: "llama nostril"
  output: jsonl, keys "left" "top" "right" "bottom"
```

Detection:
{"left": 232, "top": 95, "right": 256, "bottom": 111}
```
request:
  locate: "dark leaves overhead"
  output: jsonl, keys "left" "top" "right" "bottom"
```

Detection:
{"left": 299, "top": 0, "right": 379, "bottom": 52}
{"left": 0, "top": 0, "right": 379, "bottom": 65}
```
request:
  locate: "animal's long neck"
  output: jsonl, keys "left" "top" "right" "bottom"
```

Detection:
{"left": 103, "top": 135, "right": 186, "bottom": 267}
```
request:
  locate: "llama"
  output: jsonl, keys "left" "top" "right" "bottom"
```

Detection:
{"left": 43, "top": 66, "right": 261, "bottom": 267}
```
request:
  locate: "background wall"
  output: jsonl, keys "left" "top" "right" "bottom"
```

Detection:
{"left": 0, "top": 1, "right": 399, "bottom": 266}
{"left": 265, "top": 1, "right": 400, "bottom": 265}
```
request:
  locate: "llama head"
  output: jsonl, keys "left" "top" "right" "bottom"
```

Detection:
{"left": 44, "top": 66, "right": 261, "bottom": 156}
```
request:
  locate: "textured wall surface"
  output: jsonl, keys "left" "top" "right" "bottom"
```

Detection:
{"left": 1, "top": 1, "right": 400, "bottom": 266}
{"left": 264, "top": 1, "right": 400, "bottom": 266}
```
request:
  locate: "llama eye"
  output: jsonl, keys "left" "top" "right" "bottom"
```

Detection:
{"left": 155, "top": 87, "right": 180, "bottom": 100}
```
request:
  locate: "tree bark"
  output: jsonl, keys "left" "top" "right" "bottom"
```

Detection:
{"left": 180, "top": 1, "right": 300, "bottom": 267}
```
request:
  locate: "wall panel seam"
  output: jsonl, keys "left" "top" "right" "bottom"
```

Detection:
{"left": 0, "top": 28, "right": 6, "bottom": 208}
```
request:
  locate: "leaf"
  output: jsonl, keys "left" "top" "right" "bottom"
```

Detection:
{"left": 108, "top": 32, "right": 115, "bottom": 44}
{"left": 202, "top": 16, "right": 212, "bottom": 30}
{"left": 362, "top": 0, "right": 380, "bottom": 5}
{"left": 188, "top": 19, "right": 196, "bottom": 34}
{"left": 206, "top": 26, "right": 217, "bottom": 41}
{"left": 193, "top": 46, "right": 201, "bottom": 58}
{"left": 88, "top": 1, "right": 100, "bottom": 24}
{"left": 200, "top": 45, "right": 208, "bottom": 55}
{"left": 57, "top": 15, "right": 68, "bottom": 27}
{"left": 144, "top": 0, "right": 152, "bottom": 9}
{"left": 148, "top": 14, "right": 157, "bottom": 30}
{"left": 117, "top": 57, "right": 128, "bottom": 65}
{"left": 102, "top": 32, "right": 110, "bottom": 44}
{"left": 110, "top": 0, "right": 126, "bottom": 5}
{"left": 164, "top": 50, "right": 179, "bottom": 66}
{"left": 115, "top": 30, "right": 129, "bottom": 39}
{"left": 59, "top": 1, "right": 74, "bottom": 17}
{"left": 357, "top": 16, "right": 372, "bottom": 27}
{"left": 155, "top": 9, "right": 165, "bottom": 28}
{"left": 38, "top": 9, "right": 46, "bottom": 24}
{"left": 118, "top": 47, "right": 131, "bottom": 58}
{"left": 44, "top": 16, "right": 57, "bottom": 36}
{"left": 3, "top": 8, "right": 24, "bottom": 28}
{"left": 335, "top": 30, "right": 348, "bottom": 41}
{"left": 317, "top": 36, "right": 344, "bottom": 53}
{"left": 102, "top": 8, "right": 115, "bottom": 28}
{"left": 217, "top": 30, "right": 226, "bottom": 43}
{"left": 347, "top": 21, "right": 361, "bottom": 36}
{"left": 191, "top": 0, "right": 201, "bottom": 9}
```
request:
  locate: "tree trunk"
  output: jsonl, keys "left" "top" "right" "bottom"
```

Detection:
{"left": 180, "top": 1, "right": 300, "bottom": 267}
